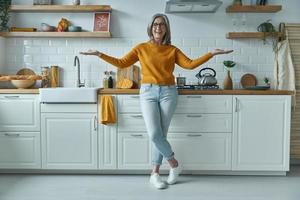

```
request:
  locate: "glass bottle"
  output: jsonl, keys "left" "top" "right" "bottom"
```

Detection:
{"left": 103, "top": 71, "right": 109, "bottom": 89}
{"left": 108, "top": 71, "right": 113, "bottom": 88}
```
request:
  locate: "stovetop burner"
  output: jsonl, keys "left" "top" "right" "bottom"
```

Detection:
{"left": 176, "top": 85, "right": 219, "bottom": 90}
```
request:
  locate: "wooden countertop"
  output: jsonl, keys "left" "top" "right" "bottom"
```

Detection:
{"left": 0, "top": 88, "right": 294, "bottom": 95}
{"left": 0, "top": 89, "right": 39, "bottom": 94}
{"left": 99, "top": 89, "right": 294, "bottom": 95}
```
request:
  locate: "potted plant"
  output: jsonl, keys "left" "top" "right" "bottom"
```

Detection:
{"left": 223, "top": 60, "right": 236, "bottom": 90}
{"left": 0, "top": 0, "right": 12, "bottom": 32}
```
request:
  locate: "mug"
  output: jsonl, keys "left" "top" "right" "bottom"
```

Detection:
{"left": 176, "top": 77, "right": 186, "bottom": 87}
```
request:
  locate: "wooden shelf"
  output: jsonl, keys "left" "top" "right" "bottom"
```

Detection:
{"left": 226, "top": 5, "right": 282, "bottom": 13}
{"left": 226, "top": 32, "right": 282, "bottom": 39}
{"left": 0, "top": 31, "right": 111, "bottom": 38}
{"left": 9, "top": 5, "right": 111, "bottom": 12}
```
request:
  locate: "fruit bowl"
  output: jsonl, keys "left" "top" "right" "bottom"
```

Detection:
{"left": 11, "top": 80, "right": 35, "bottom": 89}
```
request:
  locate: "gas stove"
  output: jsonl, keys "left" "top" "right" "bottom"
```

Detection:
{"left": 176, "top": 85, "right": 220, "bottom": 90}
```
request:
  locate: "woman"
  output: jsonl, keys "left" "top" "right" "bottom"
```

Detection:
{"left": 80, "top": 13, "right": 233, "bottom": 189}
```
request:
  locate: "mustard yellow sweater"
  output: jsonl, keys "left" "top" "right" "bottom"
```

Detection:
{"left": 100, "top": 41, "right": 213, "bottom": 85}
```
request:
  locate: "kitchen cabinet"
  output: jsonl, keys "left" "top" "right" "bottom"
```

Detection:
{"left": 118, "top": 132, "right": 152, "bottom": 169}
{"left": 41, "top": 104, "right": 97, "bottom": 169}
{"left": 0, "top": 94, "right": 40, "bottom": 132}
{"left": 0, "top": 5, "right": 112, "bottom": 38}
{"left": 0, "top": 94, "right": 41, "bottom": 169}
{"left": 0, "top": 132, "right": 41, "bottom": 169}
{"left": 232, "top": 95, "right": 291, "bottom": 171}
{"left": 98, "top": 95, "right": 117, "bottom": 169}
{"left": 117, "top": 95, "right": 232, "bottom": 170}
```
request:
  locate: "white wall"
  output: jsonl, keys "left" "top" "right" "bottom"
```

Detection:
{"left": 2, "top": 0, "right": 299, "bottom": 88}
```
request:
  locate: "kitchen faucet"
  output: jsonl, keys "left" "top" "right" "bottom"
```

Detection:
{"left": 74, "top": 56, "right": 85, "bottom": 88}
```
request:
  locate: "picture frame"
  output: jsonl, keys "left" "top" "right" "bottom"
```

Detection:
{"left": 93, "top": 12, "right": 111, "bottom": 32}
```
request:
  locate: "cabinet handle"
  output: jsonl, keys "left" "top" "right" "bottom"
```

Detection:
{"left": 235, "top": 97, "right": 239, "bottom": 112}
{"left": 130, "top": 134, "right": 143, "bottom": 137}
{"left": 4, "top": 133, "right": 20, "bottom": 137}
{"left": 130, "top": 96, "right": 140, "bottom": 99}
{"left": 187, "top": 134, "right": 202, "bottom": 137}
{"left": 94, "top": 116, "right": 97, "bottom": 131}
{"left": 186, "top": 114, "right": 202, "bottom": 118}
{"left": 4, "top": 96, "right": 20, "bottom": 99}
{"left": 130, "top": 115, "right": 143, "bottom": 118}
{"left": 186, "top": 96, "right": 202, "bottom": 98}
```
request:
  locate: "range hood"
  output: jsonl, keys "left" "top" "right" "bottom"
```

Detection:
{"left": 165, "top": 0, "right": 222, "bottom": 13}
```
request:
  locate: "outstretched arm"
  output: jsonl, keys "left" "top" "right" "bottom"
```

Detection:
{"left": 176, "top": 48, "right": 233, "bottom": 70}
{"left": 80, "top": 48, "right": 139, "bottom": 69}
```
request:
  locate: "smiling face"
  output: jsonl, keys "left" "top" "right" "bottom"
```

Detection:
{"left": 151, "top": 17, "right": 167, "bottom": 45}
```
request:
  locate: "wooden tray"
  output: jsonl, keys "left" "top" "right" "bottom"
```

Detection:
{"left": 240, "top": 73, "right": 257, "bottom": 88}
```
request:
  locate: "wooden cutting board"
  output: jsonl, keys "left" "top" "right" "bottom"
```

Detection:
{"left": 117, "top": 65, "right": 140, "bottom": 88}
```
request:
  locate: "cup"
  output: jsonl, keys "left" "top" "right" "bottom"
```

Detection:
{"left": 176, "top": 77, "right": 186, "bottom": 87}
{"left": 72, "top": 0, "right": 80, "bottom": 5}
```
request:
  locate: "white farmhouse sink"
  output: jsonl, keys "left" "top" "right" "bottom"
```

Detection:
{"left": 39, "top": 87, "right": 99, "bottom": 103}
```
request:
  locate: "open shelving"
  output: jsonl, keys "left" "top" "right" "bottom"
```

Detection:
{"left": 226, "top": 5, "right": 282, "bottom": 13}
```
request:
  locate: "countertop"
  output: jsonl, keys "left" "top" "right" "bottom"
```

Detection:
{"left": 0, "top": 88, "right": 294, "bottom": 95}
{"left": 99, "top": 89, "right": 294, "bottom": 95}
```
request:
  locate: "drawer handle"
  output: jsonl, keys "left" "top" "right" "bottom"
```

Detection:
{"left": 94, "top": 116, "right": 97, "bottom": 131}
{"left": 186, "top": 96, "right": 202, "bottom": 98}
{"left": 4, "top": 96, "right": 20, "bottom": 99}
{"left": 186, "top": 115, "right": 202, "bottom": 118}
{"left": 130, "top": 134, "right": 143, "bottom": 137}
{"left": 187, "top": 134, "right": 202, "bottom": 137}
{"left": 130, "top": 115, "right": 143, "bottom": 118}
{"left": 130, "top": 96, "right": 140, "bottom": 99}
{"left": 4, "top": 133, "right": 20, "bottom": 137}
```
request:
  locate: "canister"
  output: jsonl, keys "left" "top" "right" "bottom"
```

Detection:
{"left": 50, "top": 66, "right": 59, "bottom": 87}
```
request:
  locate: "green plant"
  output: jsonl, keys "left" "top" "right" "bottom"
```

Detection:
{"left": 0, "top": 0, "right": 12, "bottom": 32}
{"left": 257, "top": 19, "right": 279, "bottom": 53}
{"left": 223, "top": 60, "right": 236, "bottom": 70}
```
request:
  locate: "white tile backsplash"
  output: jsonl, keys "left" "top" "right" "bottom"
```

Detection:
{"left": 3, "top": 36, "right": 277, "bottom": 89}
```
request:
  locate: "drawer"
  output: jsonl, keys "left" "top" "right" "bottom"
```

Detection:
{"left": 176, "top": 95, "right": 232, "bottom": 114}
{"left": 0, "top": 94, "right": 40, "bottom": 132}
{"left": 118, "top": 95, "right": 140, "bottom": 113}
{"left": 117, "top": 95, "right": 232, "bottom": 114}
{"left": 118, "top": 113, "right": 145, "bottom": 132}
{"left": 118, "top": 113, "right": 232, "bottom": 133}
{"left": 170, "top": 114, "right": 232, "bottom": 133}
{"left": 161, "top": 132, "right": 232, "bottom": 170}
{"left": 0, "top": 132, "right": 41, "bottom": 169}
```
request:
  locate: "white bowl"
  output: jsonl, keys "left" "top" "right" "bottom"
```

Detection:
{"left": 11, "top": 80, "right": 35, "bottom": 89}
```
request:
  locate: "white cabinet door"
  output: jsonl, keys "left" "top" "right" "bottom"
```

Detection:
{"left": 99, "top": 124, "right": 117, "bottom": 169}
{"left": 164, "top": 133, "right": 232, "bottom": 170}
{"left": 118, "top": 132, "right": 151, "bottom": 169}
{"left": 41, "top": 113, "right": 97, "bottom": 169}
{"left": 0, "top": 94, "right": 40, "bottom": 131}
{"left": 232, "top": 95, "right": 291, "bottom": 171}
{"left": 0, "top": 132, "right": 41, "bottom": 169}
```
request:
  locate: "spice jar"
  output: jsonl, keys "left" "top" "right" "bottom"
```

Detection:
{"left": 41, "top": 66, "right": 50, "bottom": 88}
{"left": 50, "top": 66, "right": 59, "bottom": 87}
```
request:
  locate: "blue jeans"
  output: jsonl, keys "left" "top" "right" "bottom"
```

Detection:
{"left": 139, "top": 84, "right": 178, "bottom": 166}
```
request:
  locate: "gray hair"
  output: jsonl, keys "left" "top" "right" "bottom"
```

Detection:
{"left": 147, "top": 13, "right": 171, "bottom": 45}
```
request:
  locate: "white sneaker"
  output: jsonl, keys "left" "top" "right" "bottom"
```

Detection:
{"left": 167, "top": 165, "right": 182, "bottom": 185}
{"left": 149, "top": 173, "right": 167, "bottom": 189}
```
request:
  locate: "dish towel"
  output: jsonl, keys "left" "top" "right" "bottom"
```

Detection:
{"left": 99, "top": 95, "right": 116, "bottom": 125}
{"left": 274, "top": 39, "right": 296, "bottom": 108}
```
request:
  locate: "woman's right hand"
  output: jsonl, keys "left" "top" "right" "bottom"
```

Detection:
{"left": 80, "top": 49, "right": 101, "bottom": 57}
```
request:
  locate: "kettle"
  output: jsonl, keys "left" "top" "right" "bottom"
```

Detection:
{"left": 195, "top": 67, "right": 217, "bottom": 86}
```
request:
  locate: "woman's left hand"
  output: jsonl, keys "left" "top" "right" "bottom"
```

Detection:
{"left": 211, "top": 49, "right": 234, "bottom": 56}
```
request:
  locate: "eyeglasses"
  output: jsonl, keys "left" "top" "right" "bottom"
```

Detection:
{"left": 153, "top": 23, "right": 166, "bottom": 27}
